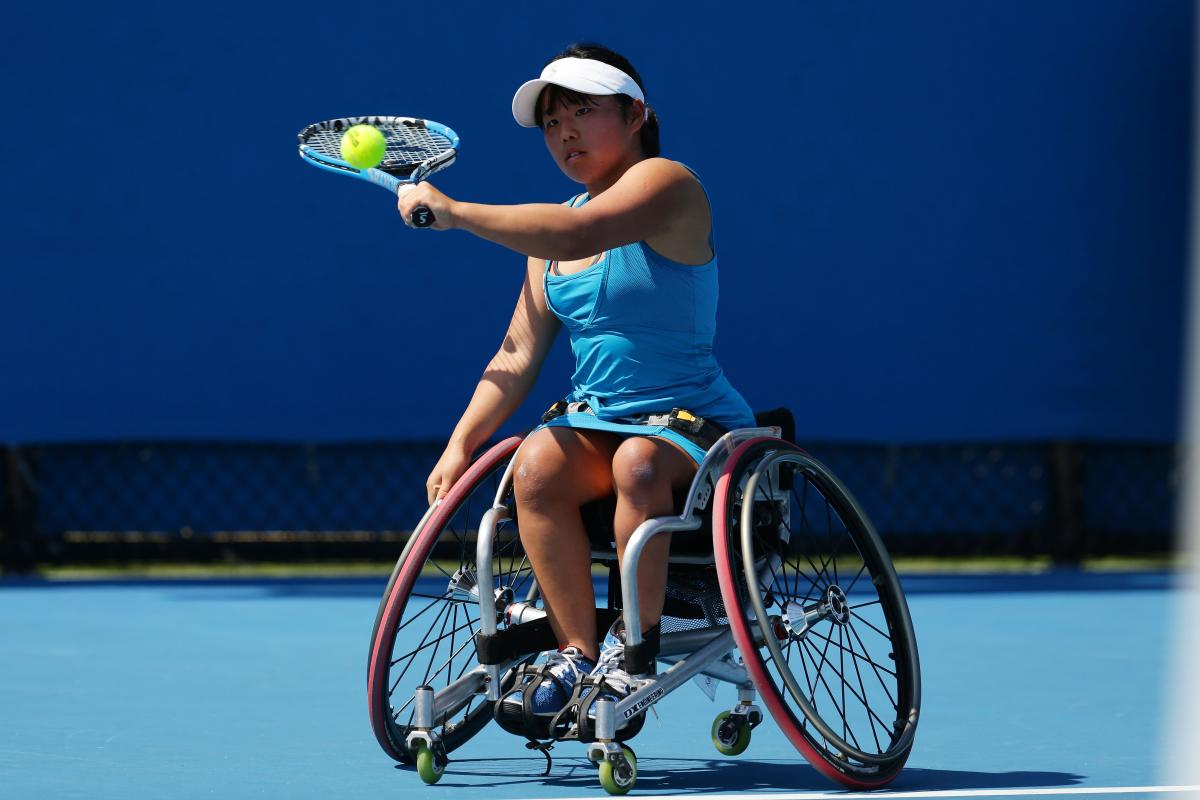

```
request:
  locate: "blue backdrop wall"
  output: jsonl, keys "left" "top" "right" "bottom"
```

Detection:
{"left": 2, "top": 1, "right": 1191, "bottom": 444}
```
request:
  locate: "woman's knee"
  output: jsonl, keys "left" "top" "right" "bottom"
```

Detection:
{"left": 513, "top": 427, "right": 614, "bottom": 511}
{"left": 612, "top": 438, "right": 679, "bottom": 503}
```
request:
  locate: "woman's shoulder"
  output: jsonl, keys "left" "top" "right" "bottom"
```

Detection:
{"left": 626, "top": 157, "right": 702, "bottom": 186}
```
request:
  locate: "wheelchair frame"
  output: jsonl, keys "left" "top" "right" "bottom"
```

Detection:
{"left": 375, "top": 419, "right": 921, "bottom": 794}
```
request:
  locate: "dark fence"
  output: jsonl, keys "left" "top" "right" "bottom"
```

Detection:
{"left": 0, "top": 440, "right": 1179, "bottom": 571}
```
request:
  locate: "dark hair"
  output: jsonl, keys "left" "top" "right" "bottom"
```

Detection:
{"left": 532, "top": 42, "right": 661, "bottom": 158}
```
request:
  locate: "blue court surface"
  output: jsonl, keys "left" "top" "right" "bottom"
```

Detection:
{"left": 1, "top": 570, "right": 1193, "bottom": 800}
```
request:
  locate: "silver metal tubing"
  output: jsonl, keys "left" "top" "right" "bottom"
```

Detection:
{"left": 428, "top": 668, "right": 484, "bottom": 721}
{"left": 680, "top": 426, "right": 781, "bottom": 517}
{"left": 612, "top": 627, "right": 737, "bottom": 722}
{"left": 474, "top": 505, "right": 510, "bottom": 638}
{"left": 413, "top": 685, "right": 434, "bottom": 729}
{"left": 431, "top": 657, "right": 523, "bottom": 718}
{"left": 594, "top": 698, "right": 617, "bottom": 741}
{"left": 484, "top": 663, "right": 502, "bottom": 702}
{"left": 622, "top": 425, "right": 784, "bottom": 647}
{"left": 621, "top": 515, "right": 702, "bottom": 649}
{"left": 489, "top": 448, "right": 520, "bottom": 508}
{"left": 503, "top": 601, "right": 546, "bottom": 625}
{"left": 657, "top": 626, "right": 728, "bottom": 657}
{"left": 657, "top": 653, "right": 750, "bottom": 687}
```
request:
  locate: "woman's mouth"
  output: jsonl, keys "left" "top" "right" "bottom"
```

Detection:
{"left": 565, "top": 149, "right": 585, "bottom": 163}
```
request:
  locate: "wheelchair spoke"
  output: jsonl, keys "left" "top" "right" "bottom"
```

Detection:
{"left": 800, "top": 638, "right": 861, "bottom": 751}
{"left": 396, "top": 592, "right": 451, "bottom": 633}
{"left": 844, "top": 561, "right": 868, "bottom": 596}
{"left": 787, "top": 493, "right": 837, "bottom": 597}
{"left": 419, "top": 597, "right": 458, "bottom": 688}
{"left": 409, "top": 592, "right": 463, "bottom": 602}
{"left": 827, "top": 503, "right": 840, "bottom": 587}
{"left": 802, "top": 619, "right": 896, "bottom": 753}
{"left": 848, "top": 621, "right": 885, "bottom": 754}
{"left": 427, "top": 617, "right": 480, "bottom": 688}
{"left": 390, "top": 612, "right": 457, "bottom": 698}
{"left": 788, "top": 478, "right": 834, "bottom": 599}
{"left": 427, "top": 557, "right": 456, "bottom": 583}
{"left": 839, "top": 625, "right": 848, "bottom": 744}
{"left": 804, "top": 628, "right": 898, "bottom": 678}
{"left": 392, "top": 693, "right": 415, "bottom": 722}
{"left": 447, "top": 605, "right": 459, "bottom": 688}
{"left": 391, "top": 615, "right": 477, "bottom": 672}
{"left": 392, "top": 600, "right": 453, "bottom": 669}
{"left": 849, "top": 607, "right": 892, "bottom": 642}
{"left": 394, "top": 602, "right": 456, "bottom": 691}
{"left": 846, "top": 618, "right": 900, "bottom": 709}
{"left": 803, "top": 636, "right": 895, "bottom": 751}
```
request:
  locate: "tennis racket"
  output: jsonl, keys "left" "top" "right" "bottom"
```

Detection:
{"left": 297, "top": 116, "right": 459, "bottom": 228}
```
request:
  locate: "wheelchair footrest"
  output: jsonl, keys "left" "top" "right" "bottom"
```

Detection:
{"left": 475, "top": 608, "right": 623, "bottom": 665}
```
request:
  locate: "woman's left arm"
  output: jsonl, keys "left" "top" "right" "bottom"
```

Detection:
{"left": 397, "top": 159, "right": 706, "bottom": 261}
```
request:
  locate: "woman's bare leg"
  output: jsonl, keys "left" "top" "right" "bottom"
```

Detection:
{"left": 512, "top": 426, "right": 620, "bottom": 662}
{"left": 610, "top": 437, "right": 697, "bottom": 633}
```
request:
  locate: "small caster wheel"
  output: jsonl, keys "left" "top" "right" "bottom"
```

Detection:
{"left": 598, "top": 746, "right": 637, "bottom": 795}
{"left": 415, "top": 743, "right": 445, "bottom": 784}
{"left": 712, "top": 711, "right": 752, "bottom": 756}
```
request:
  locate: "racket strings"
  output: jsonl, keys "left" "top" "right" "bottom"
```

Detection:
{"left": 300, "top": 118, "right": 454, "bottom": 176}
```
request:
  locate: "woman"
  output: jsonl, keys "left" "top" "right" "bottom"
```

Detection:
{"left": 397, "top": 43, "right": 754, "bottom": 724}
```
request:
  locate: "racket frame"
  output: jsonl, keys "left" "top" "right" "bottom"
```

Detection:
{"left": 297, "top": 116, "right": 459, "bottom": 205}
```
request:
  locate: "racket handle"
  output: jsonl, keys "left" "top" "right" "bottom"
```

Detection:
{"left": 411, "top": 206, "right": 435, "bottom": 228}
{"left": 397, "top": 184, "right": 435, "bottom": 228}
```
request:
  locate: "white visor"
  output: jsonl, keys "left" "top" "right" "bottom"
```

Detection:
{"left": 512, "top": 57, "right": 645, "bottom": 128}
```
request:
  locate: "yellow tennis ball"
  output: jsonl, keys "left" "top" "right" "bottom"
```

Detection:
{"left": 340, "top": 124, "right": 387, "bottom": 169}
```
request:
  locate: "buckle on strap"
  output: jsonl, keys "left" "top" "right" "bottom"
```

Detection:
{"left": 645, "top": 408, "right": 726, "bottom": 451}
{"left": 541, "top": 399, "right": 595, "bottom": 423}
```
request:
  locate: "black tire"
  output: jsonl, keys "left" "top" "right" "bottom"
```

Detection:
{"left": 714, "top": 437, "right": 920, "bottom": 788}
{"left": 368, "top": 436, "right": 536, "bottom": 762}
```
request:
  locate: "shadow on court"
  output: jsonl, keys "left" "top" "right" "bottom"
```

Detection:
{"left": 399, "top": 757, "right": 1084, "bottom": 794}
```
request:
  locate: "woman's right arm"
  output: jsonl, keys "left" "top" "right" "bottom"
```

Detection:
{"left": 426, "top": 256, "right": 561, "bottom": 503}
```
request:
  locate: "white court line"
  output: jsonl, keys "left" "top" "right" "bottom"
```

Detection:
{"left": 541, "top": 786, "right": 1200, "bottom": 800}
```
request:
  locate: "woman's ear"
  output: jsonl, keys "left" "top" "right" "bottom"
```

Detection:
{"left": 627, "top": 99, "right": 647, "bottom": 134}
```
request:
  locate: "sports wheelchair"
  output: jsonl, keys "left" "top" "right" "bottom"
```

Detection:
{"left": 367, "top": 409, "right": 920, "bottom": 794}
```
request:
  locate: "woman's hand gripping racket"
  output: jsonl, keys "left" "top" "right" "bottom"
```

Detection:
{"left": 297, "top": 116, "right": 459, "bottom": 228}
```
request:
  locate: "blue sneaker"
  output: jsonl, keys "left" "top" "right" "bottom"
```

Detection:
{"left": 580, "top": 620, "right": 652, "bottom": 741}
{"left": 591, "top": 619, "right": 639, "bottom": 700}
{"left": 496, "top": 646, "right": 596, "bottom": 730}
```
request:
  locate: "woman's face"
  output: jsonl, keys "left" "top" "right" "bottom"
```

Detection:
{"left": 540, "top": 94, "right": 640, "bottom": 183}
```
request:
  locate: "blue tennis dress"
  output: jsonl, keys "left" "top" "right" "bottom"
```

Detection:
{"left": 540, "top": 177, "right": 754, "bottom": 464}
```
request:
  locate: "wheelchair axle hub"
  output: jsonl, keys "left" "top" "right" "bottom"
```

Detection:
{"left": 782, "top": 585, "right": 852, "bottom": 639}
{"left": 447, "top": 568, "right": 478, "bottom": 603}
{"left": 447, "top": 568, "right": 513, "bottom": 615}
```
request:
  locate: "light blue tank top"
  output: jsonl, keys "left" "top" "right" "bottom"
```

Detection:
{"left": 543, "top": 173, "right": 755, "bottom": 431}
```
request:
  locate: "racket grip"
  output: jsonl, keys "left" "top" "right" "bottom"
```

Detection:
{"left": 411, "top": 206, "right": 435, "bottom": 228}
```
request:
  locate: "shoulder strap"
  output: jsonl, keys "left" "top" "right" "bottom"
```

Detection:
{"left": 675, "top": 163, "right": 716, "bottom": 252}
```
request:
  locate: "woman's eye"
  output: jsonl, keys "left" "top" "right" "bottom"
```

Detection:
{"left": 544, "top": 119, "right": 558, "bottom": 129}
{"left": 576, "top": 107, "right": 591, "bottom": 116}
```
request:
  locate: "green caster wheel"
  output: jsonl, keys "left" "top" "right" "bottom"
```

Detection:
{"left": 415, "top": 743, "right": 445, "bottom": 784}
{"left": 711, "top": 711, "right": 752, "bottom": 756}
{"left": 598, "top": 746, "right": 637, "bottom": 795}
